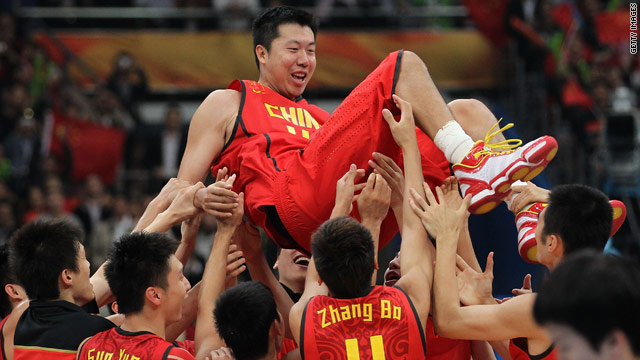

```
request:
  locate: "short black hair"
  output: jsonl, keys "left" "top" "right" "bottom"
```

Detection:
{"left": 534, "top": 250, "right": 640, "bottom": 355}
{"left": 0, "top": 245, "right": 16, "bottom": 318}
{"left": 8, "top": 220, "right": 82, "bottom": 301}
{"left": 214, "top": 281, "right": 280, "bottom": 360}
{"left": 542, "top": 184, "right": 612, "bottom": 255}
{"left": 311, "top": 217, "right": 375, "bottom": 298}
{"left": 251, "top": 6, "right": 317, "bottom": 70}
{"left": 105, "top": 232, "right": 179, "bottom": 314}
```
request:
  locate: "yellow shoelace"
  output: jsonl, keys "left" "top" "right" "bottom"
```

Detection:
{"left": 473, "top": 118, "right": 523, "bottom": 159}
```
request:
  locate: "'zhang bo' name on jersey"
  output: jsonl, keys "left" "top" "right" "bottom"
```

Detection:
{"left": 317, "top": 299, "right": 403, "bottom": 329}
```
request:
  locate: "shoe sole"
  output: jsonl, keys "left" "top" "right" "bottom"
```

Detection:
{"left": 467, "top": 136, "right": 558, "bottom": 214}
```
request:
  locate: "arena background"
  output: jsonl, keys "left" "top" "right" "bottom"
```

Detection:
{"left": 0, "top": 0, "right": 638, "bottom": 307}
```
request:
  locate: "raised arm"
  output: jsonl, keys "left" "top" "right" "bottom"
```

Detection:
{"left": 195, "top": 183, "right": 244, "bottom": 360}
{"left": 368, "top": 152, "right": 405, "bottom": 232}
{"left": 234, "top": 221, "right": 296, "bottom": 340}
{"left": 356, "top": 172, "right": 391, "bottom": 283}
{"left": 384, "top": 94, "right": 431, "bottom": 331}
{"left": 414, "top": 183, "right": 548, "bottom": 344}
{"left": 143, "top": 183, "right": 205, "bottom": 234}
{"left": 289, "top": 257, "right": 326, "bottom": 345}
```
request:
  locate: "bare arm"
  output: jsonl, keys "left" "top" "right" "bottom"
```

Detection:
{"left": 368, "top": 152, "right": 404, "bottom": 232}
{"left": 356, "top": 172, "right": 391, "bottom": 284}
{"left": 175, "top": 214, "right": 203, "bottom": 266}
{"left": 384, "top": 95, "right": 432, "bottom": 331}
{"left": 235, "top": 222, "right": 296, "bottom": 340}
{"left": 177, "top": 90, "right": 239, "bottom": 184}
{"left": 289, "top": 257, "right": 327, "bottom": 345}
{"left": 419, "top": 187, "right": 547, "bottom": 341}
{"left": 195, "top": 187, "right": 244, "bottom": 360}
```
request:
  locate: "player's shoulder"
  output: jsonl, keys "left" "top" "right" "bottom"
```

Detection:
{"left": 192, "top": 89, "right": 241, "bottom": 128}
{"left": 204, "top": 89, "right": 242, "bottom": 107}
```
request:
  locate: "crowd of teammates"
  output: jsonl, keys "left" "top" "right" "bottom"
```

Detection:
{"left": 1, "top": 5, "right": 639, "bottom": 360}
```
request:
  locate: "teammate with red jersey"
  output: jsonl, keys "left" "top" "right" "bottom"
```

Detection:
{"left": 77, "top": 232, "right": 194, "bottom": 360}
{"left": 289, "top": 95, "right": 441, "bottom": 359}
{"left": 413, "top": 174, "right": 614, "bottom": 360}
{"left": 178, "top": 6, "right": 558, "bottom": 254}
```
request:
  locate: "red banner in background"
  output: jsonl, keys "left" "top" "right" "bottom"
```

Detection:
{"left": 48, "top": 112, "right": 125, "bottom": 185}
{"left": 595, "top": 9, "right": 631, "bottom": 45}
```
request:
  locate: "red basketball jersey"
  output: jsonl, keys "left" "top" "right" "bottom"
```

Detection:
{"left": 509, "top": 338, "right": 557, "bottom": 360}
{"left": 77, "top": 327, "right": 194, "bottom": 360}
{"left": 302, "top": 286, "right": 426, "bottom": 359}
{"left": 212, "top": 80, "right": 329, "bottom": 245}
{"left": 425, "top": 316, "right": 471, "bottom": 360}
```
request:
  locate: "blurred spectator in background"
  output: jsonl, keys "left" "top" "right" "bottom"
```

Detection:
{"left": 38, "top": 190, "right": 83, "bottom": 230}
{"left": 148, "top": 103, "right": 187, "bottom": 190}
{"left": 92, "top": 86, "right": 135, "bottom": 131}
{"left": 0, "top": 200, "right": 16, "bottom": 246}
{"left": 89, "top": 194, "right": 133, "bottom": 270}
{"left": 22, "top": 186, "right": 45, "bottom": 224}
{"left": 212, "top": 0, "right": 260, "bottom": 30}
{"left": 0, "top": 144, "right": 11, "bottom": 183}
{"left": 73, "top": 174, "right": 113, "bottom": 241}
{"left": 107, "top": 51, "right": 148, "bottom": 124}
{"left": 4, "top": 116, "right": 41, "bottom": 194}
{"left": 0, "top": 83, "right": 31, "bottom": 142}
{"left": 0, "top": 12, "right": 21, "bottom": 89}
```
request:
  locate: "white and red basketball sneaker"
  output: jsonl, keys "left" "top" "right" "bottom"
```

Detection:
{"left": 514, "top": 200, "right": 627, "bottom": 264}
{"left": 452, "top": 122, "right": 558, "bottom": 214}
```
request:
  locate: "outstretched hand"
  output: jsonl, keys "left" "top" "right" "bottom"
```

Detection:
{"left": 216, "top": 191, "right": 244, "bottom": 231}
{"left": 357, "top": 173, "right": 391, "bottom": 226}
{"left": 409, "top": 183, "right": 471, "bottom": 242}
{"left": 224, "top": 243, "right": 246, "bottom": 289}
{"left": 194, "top": 174, "right": 240, "bottom": 218}
{"left": 165, "top": 182, "right": 205, "bottom": 224}
{"left": 382, "top": 94, "right": 417, "bottom": 148}
{"left": 369, "top": 152, "right": 404, "bottom": 214}
{"left": 496, "top": 273, "right": 533, "bottom": 304}
{"left": 456, "top": 252, "right": 495, "bottom": 306}
{"left": 331, "top": 164, "right": 366, "bottom": 218}
{"left": 507, "top": 181, "right": 550, "bottom": 213}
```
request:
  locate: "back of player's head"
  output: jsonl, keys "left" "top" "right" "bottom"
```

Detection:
{"left": 311, "top": 217, "right": 375, "bottom": 298}
{"left": 214, "top": 281, "right": 280, "bottom": 360}
{"left": 252, "top": 6, "right": 317, "bottom": 69}
{"left": 8, "top": 220, "right": 82, "bottom": 301}
{"left": 534, "top": 250, "right": 640, "bottom": 355}
{"left": 542, "top": 184, "right": 611, "bottom": 255}
{"left": 105, "top": 232, "right": 179, "bottom": 314}
{"left": 0, "top": 245, "right": 15, "bottom": 317}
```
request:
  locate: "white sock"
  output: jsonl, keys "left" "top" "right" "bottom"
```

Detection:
{"left": 434, "top": 121, "right": 475, "bottom": 164}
